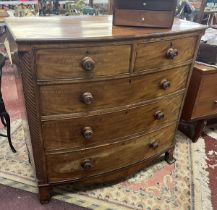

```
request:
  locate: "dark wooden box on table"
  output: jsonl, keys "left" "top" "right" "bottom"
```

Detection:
{"left": 113, "top": 0, "right": 178, "bottom": 28}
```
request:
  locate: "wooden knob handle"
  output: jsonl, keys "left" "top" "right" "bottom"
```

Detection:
{"left": 82, "top": 126, "right": 93, "bottom": 140}
{"left": 166, "top": 48, "right": 178, "bottom": 59}
{"left": 149, "top": 141, "right": 159, "bottom": 149}
{"left": 81, "top": 57, "right": 95, "bottom": 71}
{"left": 160, "top": 79, "right": 171, "bottom": 90}
{"left": 214, "top": 100, "right": 217, "bottom": 104}
{"left": 81, "top": 159, "right": 92, "bottom": 170}
{"left": 154, "top": 111, "right": 165, "bottom": 120}
{"left": 81, "top": 92, "right": 93, "bottom": 105}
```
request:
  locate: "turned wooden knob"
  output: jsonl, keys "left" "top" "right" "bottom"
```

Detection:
{"left": 81, "top": 159, "right": 92, "bottom": 170}
{"left": 214, "top": 100, "right": 217, "bottom": 105}
{"left": 82, "top": 127, "right": 93, "bottom": 140}
{"left": 149, "top": 141, "right": 159, "bottom": 149}
{"left": 166, "top": 48, "right": 178, "bottom": 59}
{"left": 160, "top": 79, "right": 171, "bottom": 90}
{"left": 81, "top": 92, "right": 93, "bottom": 105}
{"left": 154, "top": 111, "right": 165, "bottom": 120}
{"left": 81, "top": 57, "right": 95, "bottom": 71}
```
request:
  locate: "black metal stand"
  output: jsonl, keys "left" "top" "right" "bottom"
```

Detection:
{"left": 0, "top": 53, "right": 16, "bottom": 153}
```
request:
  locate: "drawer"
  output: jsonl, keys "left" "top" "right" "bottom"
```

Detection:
{"left": 46, "top": 123, "right": 176, "bottom": 182}
{"left": 40, "top": 65, "right": 190, "bottom": 116}
{"left": 115, "top": 0, "right": 176, "bottom": 11}
{"left": 36, "top": 45, "right": 131, "bottom": 80}
{"left": 43, "top": 94, "right": 183, "bottom": 151}
{"left": 192, "top": 73, "right": 217, "bottom": 118}
{"left": 135, "top": 36, "right": 197, "bottom": 71}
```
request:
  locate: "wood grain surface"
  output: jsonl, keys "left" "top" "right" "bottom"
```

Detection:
{"left": 42, "top": 93, "right": 183, "bottom": 151}
{"left": 5, "top": 15, "right": 206, "bottom": 203}
{"left": 192, "top": 73, "right": 217, "bottom": 118}
{"left": 113, "top": 9, "right": 174, "bottom": 28}
{"left": 182, "top": 64, "right": 217, "bottom": 121}
{"left": 46, "top": 123, "right": 176, "bottom": 182}
{"left": 181, "top": 68, "right": 202, "bottom": 121}
{"left": 135, "top": 36, "right": 197, "bottom": 71}
{"left": 36, "top": 45, "right": 131, "bottom": 80}
{"left": 39, "top": 65, "right": 190, "bottom": 116}
{"left": 5, "top": 16, "right": 206, "bottom": 43}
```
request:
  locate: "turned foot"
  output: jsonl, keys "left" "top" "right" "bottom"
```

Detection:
{"left": 165, "top": 148, "right": 176, "bottom": 164}
{"left": 39, "top": 185, "right": 52, "bottom": 204}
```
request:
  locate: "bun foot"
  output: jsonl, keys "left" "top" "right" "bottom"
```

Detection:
{"left": 39, "top": 185, "right": 52, "bottom": 204}
{"left": 165, "top": 148, "right": 176, "bottom": 164}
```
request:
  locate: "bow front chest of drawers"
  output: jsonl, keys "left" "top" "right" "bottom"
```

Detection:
{"left": 6, "top": 16, "right": 206, "bottom": 203}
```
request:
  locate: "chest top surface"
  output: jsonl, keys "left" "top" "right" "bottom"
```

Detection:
{"left": 6, "top": 15, "right": 206, "bottom": 43}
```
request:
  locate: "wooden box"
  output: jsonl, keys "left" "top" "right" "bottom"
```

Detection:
{"left": 113, "top": 0, "right": 178, "bottom": 28}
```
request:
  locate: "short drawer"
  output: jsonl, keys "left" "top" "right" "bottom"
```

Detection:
{"left": 40, "top": 65, "right": 190, "bottom": 116}
{"left": 42, "top": 94, "right": 183, "bottom": 151}
{"left": 192, "top": 73, "right": 217, "bottom": 118}
{"left": 135, "top": 36, "right": 197, "bottom": 71}
{"left": 46, "top": 123, "right": 176, "bottom": 182}
{"left": 36, "top": 45, "right": 131, "bottom": 80}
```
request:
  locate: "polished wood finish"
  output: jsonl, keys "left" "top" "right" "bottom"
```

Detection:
{"left": 114, "top": 0, "right": 176, "bottom": 11}
{"left": 113, "top": 9, "right": 175, "bottom": 28}
{"left": 6, "top": 16, "right": 206, "bottom": 203}
{"left": 5, "top": 17, "right": 205, "bottom": 44}
{"left": 36, "top": 45, "right": 131, "bottom": 80}
{"left": 181, "top": 63, "right": 217, "bottom": 142}
{"left": 192, "top": 74, "right": 217, "bottom": 118}
{"left": 46, "top": 124, "right": 176, "bottom": 182}
{"left": 113, "top": 0, "right": 177, "bottom": 28}
{"left": 43, "top": 94, "right": 183, "bottom": 151}
{"left": 135, "top": 36, "right": 197, "bottom": 71}
{"left": 40, "top": 65, "right": 190, "bottom": 116}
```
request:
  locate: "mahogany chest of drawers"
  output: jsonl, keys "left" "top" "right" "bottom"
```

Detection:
{"left": 5, "top": 16, "right": 206, "bottom": 203}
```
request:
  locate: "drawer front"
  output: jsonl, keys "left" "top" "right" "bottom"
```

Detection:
{"left": 46, "top": 123, "right": 176, "bottom": 182}
{"left": 115, "top": 0, "right": 176, "bottom": 11}
{"left": 36, "top": 45, "right": 131, "bottom": 80}
{"left": 40, "top": 65, "right": 190, "bottom": 116}
{"left": 192, "top": 73, "right": 217, "bottom": 118}
{"left": 114, "top": 9, "right": 174, "bottom": 28}
{"left": 43, "top": 94, "right": 183, "bottom": 151}
{"left": 135, "top": 36, "right": 197, "bottom": 71}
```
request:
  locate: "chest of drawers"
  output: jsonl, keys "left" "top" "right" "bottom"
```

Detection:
{"left": 6, "top": 16, "right": 206, "bottom": 203}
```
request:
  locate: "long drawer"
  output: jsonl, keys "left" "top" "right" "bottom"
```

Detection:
{"left": 46, "top": 123, "right": 176, "bottom": 182}
{"left": 40, "top": 65, "right": 190, "bottom": 116}
{"left": 42, "top": 93, "right": 183, "bottom": 151}
{"left": 135, "top": 36, "right": 197, "bottom": 71}
{"left": 36, "top": 45, "right": 131, "bottom": 80}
